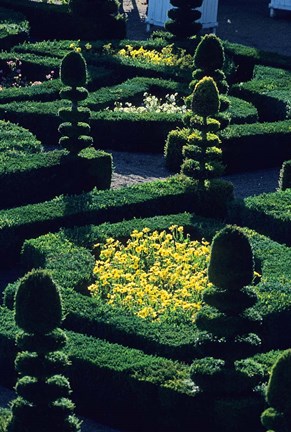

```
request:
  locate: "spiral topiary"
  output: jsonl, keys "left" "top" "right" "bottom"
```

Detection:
{"left": 261, "top": 350, "right": 291, "bottom": 432}
{"left": 180, "top": 76, "right": 224, "bottom": 186}
{"left": 8, "top": 270, "right": 81, "bottom": 432}
{"left": 58, "top": 51, "right": 93, "bottom": 156}
{"left": 165, "top": 0, "right": 203, "bottom": 40}
{"left": 190, "top": 226, "right": 263, "bottom": 397}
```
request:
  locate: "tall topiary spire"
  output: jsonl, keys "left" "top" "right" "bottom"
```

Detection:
{"left": 58, "top": 50, "right": 93, "bottom": 156}
{"left": 189, "top": 34, "right": 230, "bottom": 127}
{"left": 8, "top": 270, "right": 81, "bottom": 432}
{"left": 261, "top": 349, "right": 291, "bottom": 432}
{"left": 190, "top": 226, "right": 263, "bottom": 396}
{"left": 165, "top": 0, "right": 203, "bottom": 40}
{"left": 181, "top": 76, "right": 224, "bottom": 187}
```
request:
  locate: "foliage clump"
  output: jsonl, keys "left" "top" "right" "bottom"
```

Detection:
{"left": 190, "top": 226, "right": 263, "bottom": 396}
{"left": 8, "top": 270, "right": 81, "bottom": 432}
{"left": 58, "top": 51, "right": 93, "bottom": 156}
{"left": 261, "top": 349, "right": 291, "bottom": 432}
{"left": 189, "top": 34, "right": 230, "bottom": 126}
{"left": 181, "top": 76, "right": 224, "bottom": 186}
{"left": 278, "top": 160, "right": 291, "bottom": 190}
{"left": 165, "top": 0, "right": 203, "bottom": 40}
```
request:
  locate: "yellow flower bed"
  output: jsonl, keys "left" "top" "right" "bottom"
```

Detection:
{"left": 89, "top": 226, "right": 211, "bottom": 324}
{"left": 116, "top": 44, "right": 192, "bottom": 69}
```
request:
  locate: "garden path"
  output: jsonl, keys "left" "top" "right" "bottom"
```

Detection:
{"left": 0, "top": 1, "right": 289, "bottom": 431}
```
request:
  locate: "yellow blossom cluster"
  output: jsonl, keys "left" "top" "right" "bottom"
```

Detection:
{"left": 69, "top": 41, "right": 92, "bottom": 53}
{"left": 116, "top": 44, "right": 192, "bottom": 69}
{"left": 88, "top": 226, "right": 212, "bottom": 324}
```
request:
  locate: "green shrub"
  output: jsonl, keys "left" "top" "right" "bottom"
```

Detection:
{"left": 191, "top": 226, "right": 263, "bottom": 400}
{"left": 9, "top": 270, "right": 81, "bottom": 432}
{"left": 59, "top": 51, "right": 93, "bottom": 156}
{"left": 181, "top": 77, "right": 224, "bottom": 186}
{"left": 0, "top": 148, "right": 112, "bottom": 209}
{"left": 279, "top": 160, "right": 291, "bottom": 190}
{"left": 165, "top": 0, "right": 203, "bottom": 40}
{"left": 229, "top": 189, "right": 291, "bottom": 246}
{"left": 261, "top": 349, "right": 291, "bottom": 432}
{"left": 0, "top": 7, "right": 29, "bottom": 50}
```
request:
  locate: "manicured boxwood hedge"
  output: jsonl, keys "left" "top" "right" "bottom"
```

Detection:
{"left": 231, "top": 65, "right": 291, "bottom": 121}
{"left": 0, "top": 6, "right": 29, "bottom": 50}
{"left": 3, "top": 213, "right": 287, "bottom": 362}
{"left": 0, "top": 303, "right": 275, "bottom": 432}
{"left": 229, "top": 189, "right": 291, "bottom": 246}
{"left": 0, "top": 148, "right": 112, "bottom": 209}
{"left": 0, "top": 119, "right": 42, "bottom": 161}
{"left": 0, "top": 176, "right": 233, "bottom": 267}
{"left": 279, "top": 159, "right": 291, "bottom": 190}
{"left": 0, "top": 0, "right": 126, "bottom": 40}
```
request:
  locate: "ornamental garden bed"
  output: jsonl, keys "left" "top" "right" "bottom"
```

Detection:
{"left": 0, "top": 11, "right": 290, "bottom": 432}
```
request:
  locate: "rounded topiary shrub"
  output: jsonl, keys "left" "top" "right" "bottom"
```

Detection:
{"left": 9, "top": 269, "right": 81, "bottom": 432}
{"left": 191, "top": 226, "right": 262, "bottom": 399}
{"left": 191, "top": 76, "right": 220, "bottom": 118}
{"left": 60, "top": 51, "right": 87, "bottom": 88}
{"left": 14, "top": 270, "right": 62, "bottom": 335}
{"left": 208, "top": 226, "right": 254, "bottom": 290}
{"left": 261, "top": 349, "right": 291, "bottom": 432}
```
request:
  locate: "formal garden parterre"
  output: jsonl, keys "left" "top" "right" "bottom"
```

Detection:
{"left": 0, "top": 1, "right": 290, "bottom": 432}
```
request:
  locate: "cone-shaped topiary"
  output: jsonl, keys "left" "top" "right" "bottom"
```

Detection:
{"left": 188, "top": 34, "right": 230, "bottom": 127}
{"left": 261, "top": 349, "right": 291, "bottom": 432}
{"left": 165, "top": 0, "right": 203, "bottom": 40}
{"left": 8, "top": 269, "right": 81, "bottom": 432}
{"left": 58, "top": 51, "right": 93, "bottom": 156}
{"left": 190, "top": 226, "right": 263, "bottom": 397}
{"left": 181, "top": 77, "right": 224, "bottom": 186}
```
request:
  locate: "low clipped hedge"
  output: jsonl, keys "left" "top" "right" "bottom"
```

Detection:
{"left": 0, "top": 6, "right": 29, "bottom": 50}
{"left": 0, "top": 304, "right": 274, "bottom": 432}
{"left": 0, "top": 0, "right": 125, "bottom": 40}
{"left": 165, "top": 120, "right": 291, "bottom": 174}
{"left": 0, "top": 148, "right": 112, "bottom": 209}
{"left": 0, "top": 176, "right": 233, "bottom": 267}
{"left": 3, "top": 213, "right": 287, "bottom": 361}
{"left": 0, "top": 96, "right": 259, "bottom": 162}
{"left": 229, "top": 189, "right": 291, "bottom": 247}
{"left": 0, "top": 119, "right": 42, "bottom": 161}
{"left": 231, "top": 65, "right": 291, "bottom": 121}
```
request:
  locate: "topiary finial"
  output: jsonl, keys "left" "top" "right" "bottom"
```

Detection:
{"left": 194, "top": 34, "right": 225, "bottom": 71}
{"left": 60, "top": 50, "right": 87, "bottom": 88}
{"left": 191, "top": 76, "right": 220, "bottom": 118}
{"left": 15, "top": 269, "right": 63, "bottom": 334}
{"left": 208, "top": 226, "right": 254, "bottom": 290}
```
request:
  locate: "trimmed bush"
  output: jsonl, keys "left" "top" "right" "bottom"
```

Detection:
{"left": 0, "top": 148, "right": 112, "bottom": 209}
{"left": 0, "top": 176, "right": 233, "bottom": 267}
{"left": 191, "top": 227, "right": 263, "bottom": 396}
{"left": 190, "top": 34, "right": 230, "bottom": 116}
{"left": 279, "top": 160, "right": 291, "bottom": 190}
{"left": 229, "top": 189, "right": 291, "bottom": 246}
{"left": 9, "top": 270, "right": 80, "bottom": 432}
{"left": 261, "top": 349, "right": 291, "bottom": 432}
{"left": 0, "top": 7, "right": 29, "bottom": 50}
{"left": 165, "top": 0, "right": 203, "bottom": 40}
{"left": 59, "top": 51, "right": 93, "bottom": 156}
{"left": 181, "top": 77, "right": 224, "bottom": 185}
